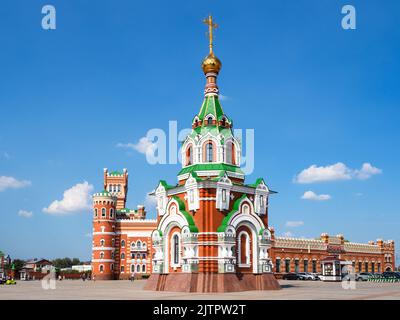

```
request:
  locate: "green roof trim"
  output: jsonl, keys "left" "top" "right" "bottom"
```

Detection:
{"left": 248, "top": 178, "right": 265, "bottom": 188}
{"left": 159, "top": 180, "right": 176, "bottom": 190}
{"left": 189, "top": 171, "right": 202, "bottom": 182}
{"left": 96, "top": 190, "right": 111, "bottom": 196}
{"left": 109, "top": 171, "right": 123, "bottom": 176}
{"left": 198, "top": 95, "right": 225, "bottom": 122}
{"left": 172, "top": 196, "right": 199, "bottom": 233}
{"left": 178, "top": 163, "right": 244, "bottom": 176}
{"left": 117, "top": 208, "right": 131, "bottom": 213}
{"left": 217, "top": 194, "right": 248, "bottom": 232}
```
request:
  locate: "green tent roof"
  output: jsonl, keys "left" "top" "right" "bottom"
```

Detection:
{"left": 178, "top": 163, "right": 244, "bottom": 176}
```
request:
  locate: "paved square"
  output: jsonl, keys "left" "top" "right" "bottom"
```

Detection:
{"left": 1, "top": 280, "right": 399, "bottom": 300}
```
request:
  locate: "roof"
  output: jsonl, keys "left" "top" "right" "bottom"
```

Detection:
{"left": 109, "top": 171, "right": 123, "bottom": 176}
{"left": 197, "top": 95, "right": 226, "bottom": 122}
{"left": 171, "top": 196, "right": 198, "bottom": 233}
{"left": 159, "top": 180, "right": 176, "bottom": 190}
{"left": 178, "top": 163, "right": 244, "bottom": 176}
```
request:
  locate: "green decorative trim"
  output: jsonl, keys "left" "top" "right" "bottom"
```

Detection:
{"left": 178, "top": 163, "right": 244, "bottom": 176}
{"left": 117, "top": 208, "right": 131, "bottom": 213}
{"left": 217, "top": 194, "right": 248, "bottom": 232}
{"left": 171, "top": 196, "right": 199, "bottom": 233}
{"left": 109, "top": 171, "right": 123, "bottom": 176}
{"left": 159, "top": 180, "right": 175, "bottom": 190}
{"left": 95, "top": 190, "right": 111, "bottom": 196}
{"left": 248, "top": 178, "right": 265, "bottom": 188}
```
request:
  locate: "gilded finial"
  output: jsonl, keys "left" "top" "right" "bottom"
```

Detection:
{"left": 201, "top": 15, "right": 222, "bottom": 74}
{"left": 203, "top": 15, "right": 218, "bottom": 54}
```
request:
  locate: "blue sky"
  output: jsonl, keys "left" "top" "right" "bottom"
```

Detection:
{"left": 0, "top": 0, "right": 399, "bottom": 262}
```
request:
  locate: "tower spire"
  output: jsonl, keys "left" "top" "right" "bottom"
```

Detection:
{"left": 201, "top": 15, "right": 222, "bottom": 97}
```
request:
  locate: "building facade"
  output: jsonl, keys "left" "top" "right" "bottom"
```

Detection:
{"left": 90, "top": 16, "right": 396, "bottom": 290}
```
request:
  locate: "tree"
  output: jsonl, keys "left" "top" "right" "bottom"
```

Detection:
{"left": 12, "top": 259, "right": 25, "bottom": 272}
{"left": 51, "top": 257, "right": 82, "bottom": 269}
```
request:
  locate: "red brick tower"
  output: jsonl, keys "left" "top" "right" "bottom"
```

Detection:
{"left": 91, "top": 191, "right": 117, "bottom": 280}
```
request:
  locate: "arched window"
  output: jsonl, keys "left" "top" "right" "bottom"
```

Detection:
{"left": 136, "top": 240, "right": 142, "bottom": 250}
{"left": 186, "top": 145, "right": 193, "bottom": 165}
{"left": 142, "top": 264, "right": 146, "bottom": 273}
{"left": 242, "top": 204, "right": 250, "bottom": 214}
{"left": 111, "top": 251, "right": 115, "bottom": 259}
{"left": 136, "top": 265, "right": 140, "bottom": 273}
{"left": 109, "top": 208, "right": 114, "bottom": 218}
{"left": 94, "top": 208, "right": 98, "bottom": 217}
{"left": 99, "top": 265, "right": 104, "bottom": 273}
{"left": 207, "top": 117, "right": 213, "bottom": 125}
{"left": 117, "top": 184, "right": 121, "bottom": 192}
{"left": 121, "top": 253, "right": 125, "bottom": 259}
{"left": 206, "top": 142, "right": 213, "bottom": 162}
{"left": 121, "top": 240, "right": 125, "bottom": 248}
{"left": 238, "top": 231, "right": 250, "bottom": 266}
{"left": 173, "top": 234, "right": 180, "bottom": 265}
{"left": 100, "top": 239, "right": 105, "bottom": 247}
{"left": 108, "top": 185, "right": 112, "bottom": 192}
{"left": 226, "top": 142, "right": 235, "bottom": 164}
{"left": 110, "top": 263, "right": 114, "bottom": 271}
{"left": 221, "top": 117, "right": 226, "bottom": 127}
{"left": 121, "top": 265, "right": 125, "bottom": 272}
{"left": 100, "top": 252, "right": 104, "bottom": 259}
{"left": 101, "top": 208, "right": 106, "bottom": 218}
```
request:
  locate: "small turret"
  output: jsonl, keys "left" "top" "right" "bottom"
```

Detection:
{"left": 103, "top": 168, "right": 129, "bottom": 210}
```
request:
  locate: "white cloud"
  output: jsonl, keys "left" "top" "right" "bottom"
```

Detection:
{"left": 144, "top": 193, "right": 157, "bottom": 210}
{"left": 285, "top": 221, "right": 304, "bottom": 227}
{"left": 355, "top": 163, "right": 382, "bottom": 180}
{"left": 294, "top": 162, "right": 382, "bottom": 184}
{"left": 117, "top": 137, "right": 156, "bottom": 155}
{"left": 18, "top": 209, "right": 33, "bottom": 218}
{"left": 301, "top": 191, "right": 331, "bottom": 201}
{"left": 43, "top": 181, "right": 94, "bottom": 215}
{"left": 294, "top": 162, "right": 352, "bottom": 183}
{"left": 0, "top": 176, "right": 31, "bottom": 192}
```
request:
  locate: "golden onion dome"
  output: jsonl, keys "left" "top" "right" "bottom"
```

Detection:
{"left": 201, "top": 52, "right": 222, "bottom": 74}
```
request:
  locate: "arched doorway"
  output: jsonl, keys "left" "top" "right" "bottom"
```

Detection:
{"left": 236, "top": 225, "right": 252, "bottom": 273}
{"left": 385, "top": 266, "right": 392, "bottom": 272}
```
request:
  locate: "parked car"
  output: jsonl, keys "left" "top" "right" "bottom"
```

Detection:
{"left": 310, "top": 273, "right": 321, "bottom": 280}
{"left": 282, "top": 273, "right": 300, "bottom": 280}
{"left": 356, "top": 272, "right": 372, "bottom": 281}
{"left": 382, "top": 272, "right": 400, "bottom": 279}
{"left": 297, "top": 272, "right": 314, "bottom": 280}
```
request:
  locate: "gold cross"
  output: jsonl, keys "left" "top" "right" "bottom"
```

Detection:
{"left": 203, "top": 15, "right": 218, "bottom": 54}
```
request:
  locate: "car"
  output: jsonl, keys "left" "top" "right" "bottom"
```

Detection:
{"left": 382, "top": 272, "right": 400, "bottom": 279}
{"left": 311, "top": 273, "right": 322, "bottom": 280}
{"left": 282, "top": 273, "right": 300, "bottom": 280}
{"left": 297, "top": 272, "right": 314, "bottom": 280}
{"left": 356, "top": 272, "right": 372, "bottom": 281}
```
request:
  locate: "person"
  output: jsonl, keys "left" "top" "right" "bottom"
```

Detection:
{"left": 92, "top": 274, "right": 96, "bottom": 282}
{"left": 130, "top": 272, "right": 135, "bottom": 282}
